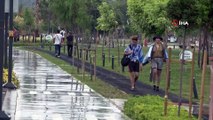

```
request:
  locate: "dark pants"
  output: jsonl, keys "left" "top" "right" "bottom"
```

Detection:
{"left": 128, "top": 61, "right": 139, "bottom": 72}
{"left": 55, "top": 44, "right": 61, "bottom": 56}
{"left": 67, "top": 45, "right": 73, "bottom": 57}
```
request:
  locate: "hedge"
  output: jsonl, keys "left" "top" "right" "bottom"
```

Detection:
{"left": 124, "top": 95, "right": 197, "bottom": 120}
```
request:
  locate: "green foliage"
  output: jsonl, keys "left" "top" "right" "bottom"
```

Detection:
{"left": 124, "top": 95, "right": 197, "bottom": 120}
{"left": 14, "top": 15, "right": 24, "bottom": 30}
{"left": 96, "top": 1, "right": 118, "bottom": 32}
{"left": 49, "top": 0, "right": 92, "bottom": 32}
{"left": 23, "top": 8, "right": 35, "bottom": 31}
{"left": 167, "top": 0, "right": 198, "bottom": 26}
{"left": 108, "top": 0, "right": 128, "bottom": 26}
{"left": 127, "top": 0, "right": 169, "bottom": 36}
{"left": 167, "top": 0, "right": 213, "bottom": 33}
{"left": 196, "top": 0, "right": 213, "bottom": 29}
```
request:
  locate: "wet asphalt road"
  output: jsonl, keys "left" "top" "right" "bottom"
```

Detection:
{"left": 3, "top": 49, "right": 130, "bottom": 120}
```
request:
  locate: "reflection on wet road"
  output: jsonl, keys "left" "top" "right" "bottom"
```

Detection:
{"left": 6, "top": 49, "right": 129, "bottom": 120}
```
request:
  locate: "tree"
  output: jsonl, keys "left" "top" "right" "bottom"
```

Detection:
{"left": 107, "top": 0, "right": 128, "bottom": 34}
{"left": 14, "top": 15, "right": 24, "bottom": 30}
{"left": 127, "top": 0, "right": 170, "bottom": 37}
{"left": 23, "top": 8, "right": 35, "bottom": 33}
{"left": 39, "top": 0, "right": 52, "bottom": 33}
{"left": 49, "top": 0, "right": 92, "bottom": 34}
{"left": 96, "top": 1, "right": 118, "bottom": 61}
{"left": 96, "top": 1, "right": 117, "bottom": 32}
{"left": 166, "top": 0, "right": 213, "bottom": 117}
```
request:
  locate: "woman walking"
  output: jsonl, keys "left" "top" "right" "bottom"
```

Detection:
{"left": 124, "top": 36, "right": 143, "bottom": 90}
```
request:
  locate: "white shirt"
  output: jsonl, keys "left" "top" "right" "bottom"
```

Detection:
{"left": 60, "top": 30, "right": 66, "bottom": 38}
{"left": 53, "top": 33, "right": 63, "bottom": 45}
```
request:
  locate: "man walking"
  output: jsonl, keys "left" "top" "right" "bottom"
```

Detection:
{"left": 66, "top": 32, "right": 73, "bottom": 57}
{"left": 147, "top": 36, "right": 168, "bottom": 91}
{"left": 53, "top": 30, "right": 63, "bottom": 57}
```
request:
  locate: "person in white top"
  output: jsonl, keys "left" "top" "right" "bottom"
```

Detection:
{"left": 53, "top": 30, "right": 63, "bottom": 57}
{"left": 60, "top": 28, "right": 66, "bottom": 39}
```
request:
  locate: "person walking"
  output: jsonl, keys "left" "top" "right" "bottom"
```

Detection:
{"left": 124, "top": 35, "right": 143, "bottom": 90}
{"left": 53, "top": 30, "right": 63, "bottom": 57}
{"left": 66, "top": 32, "right": 73, "bottom": 57}
{"left": 146, "top": 36, "right": 168, "bottom": 91}
{"left": 60, "top": 28, "right": 66, "bottom": 39}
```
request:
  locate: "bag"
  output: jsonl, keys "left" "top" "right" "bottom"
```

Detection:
{"left": 142, "top": 51, "right": 150, "bottom": 66}
{"left": 121, "top": 55, "right": 130, "bottom": 66}
{"left": 121, "top": 44, "right": 132, "bottom": 66}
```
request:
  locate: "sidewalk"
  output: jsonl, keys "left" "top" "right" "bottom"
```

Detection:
{"left": 3, "top": 49, "right": 130, "bottom": 120}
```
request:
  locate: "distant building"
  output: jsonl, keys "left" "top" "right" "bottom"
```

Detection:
{"left": 19, "top": 0, "right": 35, "bottom": 8}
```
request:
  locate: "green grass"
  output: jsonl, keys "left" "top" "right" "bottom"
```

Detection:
{"left": 26, "top": 49, "right": 131, "bottom": 99}
{"left": 124, "top": 95, "right": 197, "bottom": 120}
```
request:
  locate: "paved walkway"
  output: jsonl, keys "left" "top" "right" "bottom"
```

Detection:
{"left": 3, "top": 49, "right": 130, "bottom": 120}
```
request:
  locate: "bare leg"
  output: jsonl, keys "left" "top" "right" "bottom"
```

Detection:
{"left": 129, "top": 72, "right": 135, "bottom": 90}
{"left": 153, "top": 69, "right": 158, "bottom": 86}
{"left": 157, "top": 70, "right": 162, "bottom": 86}
{"left": 134, "top": 72, "right": 139, "bottom": 82}
{"left": 155, "top": 70, "right": 162, "bottom": 91}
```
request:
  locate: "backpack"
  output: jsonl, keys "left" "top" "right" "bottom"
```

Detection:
{"left": 121, "top": 45, "right": 132, "bottom": 66}
{"left": 142, "top": 43, "right": 166, "bottom": 66}
{"left": 151, "top": 43, "right": 166, "bottom": 59}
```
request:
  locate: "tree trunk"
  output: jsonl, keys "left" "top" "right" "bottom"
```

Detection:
{"left": 108, "top": 32, "right": 111, "bottom": 62}
{"left": 198, "top": 29, "right": 202, "bottom": 68}
{"left": 117, "top": 33, "right": 120, "bottom": 67}
{"left": 201, "top": 27, "right": 209, "bottom": 68}
{"left": 102, "top": 32, "right": 105, "bottom": 55}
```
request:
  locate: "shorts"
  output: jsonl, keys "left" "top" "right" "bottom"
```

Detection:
{"left": 151, "top": 58, "right": 163, "bottom": 70}
{"left": 128, "top": 61, "right": 139, "bottom": 72}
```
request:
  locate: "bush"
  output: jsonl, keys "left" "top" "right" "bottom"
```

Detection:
{"left": 3, "top": 69, "right": 20, "bottom": 88}
{"left": 124, "top": 95, "right": 197, "bottom": 120}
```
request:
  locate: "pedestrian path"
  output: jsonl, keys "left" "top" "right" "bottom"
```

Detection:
{"left": 3, "top": 49, "right": 130, "bottom": 120}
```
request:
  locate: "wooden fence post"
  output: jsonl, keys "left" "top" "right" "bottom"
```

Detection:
{"left": 164, "top": 48, "right": 171, "bottom": 116}
{"left": 189, "top": 50, "right": 195, "bottom": 117}
{"left": 198, "top": 50, "right": 207, "bottom": 120}
{"left": 209, "top": 57, "right": 213, "bottom": 120}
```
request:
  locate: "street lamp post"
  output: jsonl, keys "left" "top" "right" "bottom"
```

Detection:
{"left": 4, "top": 13, "right": 9, "bottom": 68}
{"left": 0, "top": 0, "right": 11, "bottom": 119}
{"left": 3, "top": 0, "right": 17, "bottom": 89}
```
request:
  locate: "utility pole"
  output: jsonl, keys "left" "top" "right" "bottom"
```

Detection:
{"left": 4, "top": 13, "right": 9, "bottom": 68}
{"left": 3, "top": 0, "right": 17, "bottom": 89}
{"left": 0, "top": 0, "right": 11, "bottom": 119}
